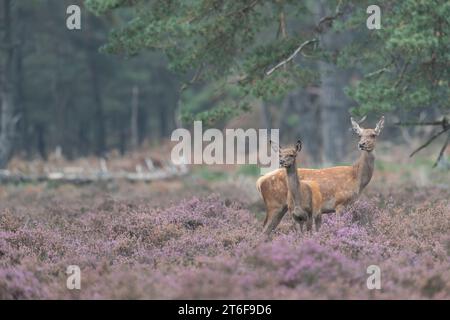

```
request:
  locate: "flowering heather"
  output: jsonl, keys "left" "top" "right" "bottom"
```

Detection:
{"left": 0, "top": 182, "right": 449, "bottom": 299}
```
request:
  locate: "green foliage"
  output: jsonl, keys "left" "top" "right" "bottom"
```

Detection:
{"left": 341, "top": 0, "right": 450, "bottom": 117}
{"left": 85, "top": 0, "right": 134, "bottom": 15}
{"left": 178, "top": 79, "right": 251, "bottom": 127}
{"left": 87, "top": 0, "right": 449, "bottom": 123}
{"left": 181, "top": 101, "right": 251, "bottom": 127}
{"left": 86, "top": 0, "right": 326, "bottom": 123}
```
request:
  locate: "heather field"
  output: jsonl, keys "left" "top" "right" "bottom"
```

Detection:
{"left": 0, "top": 161, "right": 449, "bottom": 300}
{"left": 2, "top": 0, "right": 450, "bottom": 303}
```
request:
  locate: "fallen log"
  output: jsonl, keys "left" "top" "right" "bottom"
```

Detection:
{"left": 0, "top": 164, "right": 189, "bottom": 185}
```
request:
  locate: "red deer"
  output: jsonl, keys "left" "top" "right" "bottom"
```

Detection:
{"left": 257, "top": 116, "right": 384, "bottom": 235}
{"left": 257, "top": 139, "right": 323, "bottom": 235}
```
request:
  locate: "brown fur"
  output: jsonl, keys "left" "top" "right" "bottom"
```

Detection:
{"left": 257, "top": 116, "right": 384, "bottom": 235}
{"left": 259, "top": 140, "right": 323, "bottom": 235}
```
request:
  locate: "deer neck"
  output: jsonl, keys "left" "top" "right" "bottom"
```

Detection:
{"left": 353, "top": 150, "right": 375, "bottom": 192}
{"left": 286, "top": 163, "right": 301, "bottom": 207}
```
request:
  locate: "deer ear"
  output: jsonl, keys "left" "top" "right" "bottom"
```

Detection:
{"left": 350, "top": 117, "right": 363, "bottom": 136}
{"left": 295, "top": 139, "right": 302, "bottom": 153}
{"left": 270, "top": 140, "right": 280, "bottom": 153}
{"left": 374, "top": 116, "right": 385, "bottom": 135}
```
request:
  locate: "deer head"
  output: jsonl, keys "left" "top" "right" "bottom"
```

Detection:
{"left": 271, "top": 139, "right": 302, "bottom": 168}
{"left": 351, "top": 116, "right": 385, "bottom": 152}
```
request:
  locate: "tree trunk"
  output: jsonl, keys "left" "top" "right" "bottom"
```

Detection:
{"left": 85, "top": 14, "right": 106, "bottom": 156}
{"left": 119, "top": 125, "right": 126, "bottom": 156}
{"left": 77, "top": 121, "right": 89, "bottom": 157}
{"left": 0, "top": 0, "right": 17, "bottom": 168}
{"left": 260, "top": 100, "right": 272, "bottom": 129}
{"left": 87, "top": 55, "right": 106, "bottom": 156}
{"left": 53, "top": 46, "right": 69, "bottom": 158}
{"left": 159, "top": 93, "right": 169, "bottom": 138}
{"left": 138, "top": 105, "right": 148, "bottom": 145}
{"left": 15, "top": 27, "right": 29, "bottom": 158}
{"left": 317, "top": 0, "right": 354, "bottom": 165}
{"left": 35, "top": 123, "right": 47, "bottom": 160}
{"left": 318, "top": 62, "right": 349, "bottom": 164}
{"left": 12, "top": 3, "right": 26, "bottom": 157}
{"left": 130, "top": 85, "right": 139, "bottom": 150}
{"left": 284, "top": 87, "right": 323, "bottom": 164}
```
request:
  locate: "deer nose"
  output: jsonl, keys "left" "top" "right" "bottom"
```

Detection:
{"left": 359, "top": 143, "right": 365, "bottom": 148}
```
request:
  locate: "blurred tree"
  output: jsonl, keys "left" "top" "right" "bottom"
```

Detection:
{"left": 339, "top": 0, "right": 449, "bottom": 165}
{"left": 85, "top": 0, "right": 340, "bottom": 161}
{"left": 0, "top": 0, "right": 19, "bottom": 168}
{"left": 340, "top": 0, "right": 449, "bottom": 116}
{"left": 0, "top": 0, "right": 180, "bottom": 163}
{"left": 0, "top": 0, "right": 447, "bottom": 167}
{"left": 86, "top": 0, "right": 449, "bottom": 165}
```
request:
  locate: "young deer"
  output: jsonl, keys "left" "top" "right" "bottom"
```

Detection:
{"left": 257, "top": 116, "right": 384, "bottom": 235}
{"left": 257, "top": 140, "right": 322, "bottom": 235}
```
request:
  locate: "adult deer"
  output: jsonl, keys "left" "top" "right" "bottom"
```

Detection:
{"left": 257, "top": 116, "right": 384, "bottom": 235}
{"left": 272, "top": 139, "right": 323, "bottom": 233}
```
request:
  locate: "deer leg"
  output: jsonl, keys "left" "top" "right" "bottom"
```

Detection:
{"left": 305, "top": 211, "right": 313, "bottom": 232}
{"left": 295, "top": 221, "right": 303, "bottom": 234}
{"left": 335, "top": 204, "right": 345, "bottom": 225}
{"left": 294, "top": 220, "right": 302, "bottom": 233}
{"left": 263, "top": 211, "right": 269, "bottom": 228}
{"left": 262, "top": 207, "right": 276, "bottom": 233}
{"left": 306, "top": 217, "right": 313, "bottom": 232}
{"left": 262, "top": 207, "right": 274, "bottom": 228}
{"left": 263, "top": 205, "right": 288, "bottom": 236}
{"left": 292, "top": 215, "right": 304, "bottom": 234}
{"left": 314, "top": 214, "right": 322, "bottom": 232}
{"left": 335, "top": 204, "right": 345, "bottom": 215}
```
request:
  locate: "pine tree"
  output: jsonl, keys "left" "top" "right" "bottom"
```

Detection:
{"left": 86, "top": 0, "right": 449, "bottom": 164}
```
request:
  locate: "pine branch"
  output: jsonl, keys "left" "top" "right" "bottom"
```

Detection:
{"left": 265, "top": 39, "right": 318, "bottom": 76}
{"left": 433, "top": 132, "right": 450, "bottom": 168}
{"left": 265, "top": 0, "right": 343, "bottom": 76}
{"left": 395, "top": 117, "right": 449, "bottom": 128}
{"left": 393, "top": 61, "right": 410, "bottom": 88}
{"left": 315, "top": 0, "right": 343, "bottom": 33}
{"left": 180, "top": 64, "right": 204, "bottom": 92}
{"left": 397, "top": 117, "right": 450, "bottom": 167}
{"left": 395, "top": 121, "right": 446, "bottom": 126}
{"left": 225, "top": 0, "right": 260, "bottom": 18}
{"left": 365, "top": 68, "right": 388, "bottom": 78}
{"left": 409, "top": 127, "right": 449, "bottom": 157}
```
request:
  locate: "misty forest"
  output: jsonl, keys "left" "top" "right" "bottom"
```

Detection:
{"left": 0, "top": 0, "right": 449, "bottom": 299}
